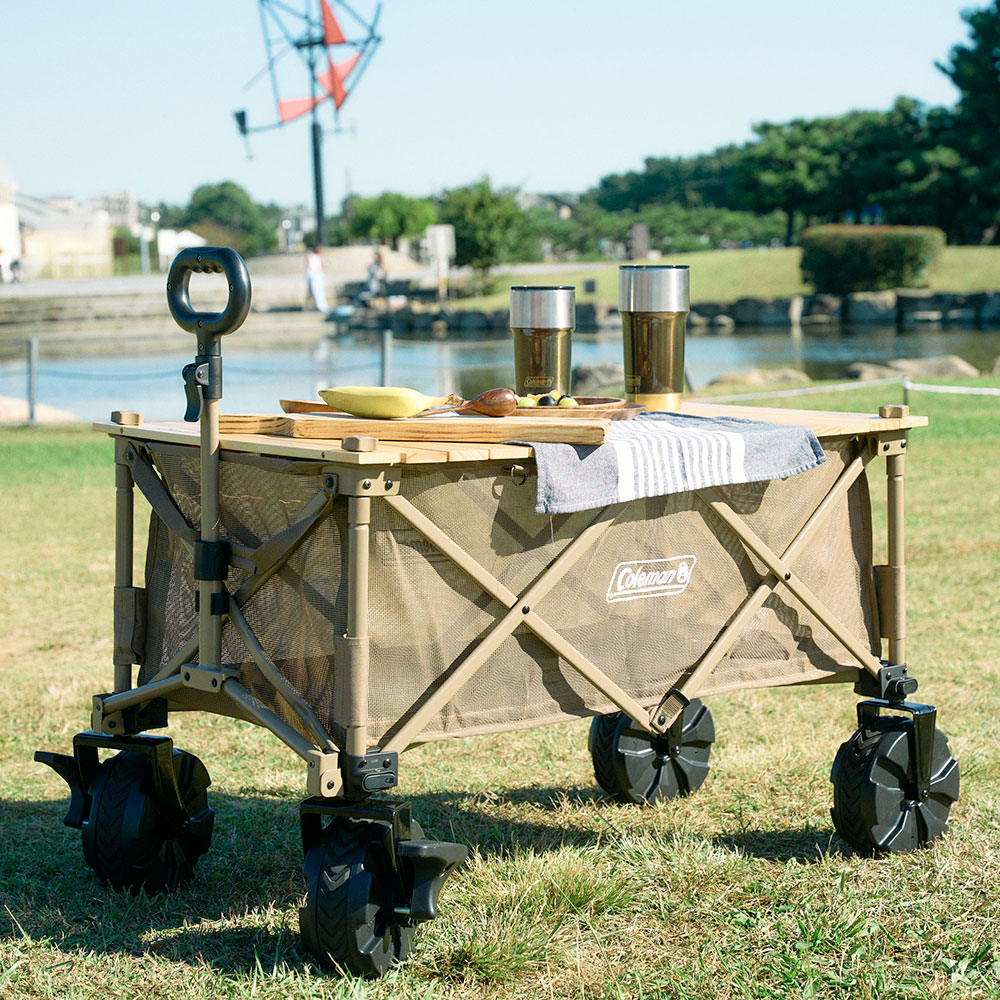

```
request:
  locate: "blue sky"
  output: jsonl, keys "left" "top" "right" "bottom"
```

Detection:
{"left": 0, "top": 1, "right": 974, "bottom": 211}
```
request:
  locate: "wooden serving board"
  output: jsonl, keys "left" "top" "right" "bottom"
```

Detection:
{"left": 218, "top": 412, "right": 612, "bottom": 444}
{"left": 518, "top": 399, "right": 644, "bottom": 420}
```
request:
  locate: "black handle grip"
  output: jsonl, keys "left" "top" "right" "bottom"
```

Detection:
{"left": 166, "top": 247, "right": 252, "bottom": 337}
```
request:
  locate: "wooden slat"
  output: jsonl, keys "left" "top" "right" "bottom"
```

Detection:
{"left": 248, "top": 412, "right": 611, "bottom": 444}
{"left": 680, "top": 401, "right": 928, "bottom": 436}
{"left": 93, "top": 421, "right": 536, "bottom": 466}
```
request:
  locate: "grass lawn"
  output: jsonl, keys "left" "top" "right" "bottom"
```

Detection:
{"left": 457, "top": 245, "right": 1000, "bottom": 312}
{"left": 1, "top": 384, "right": 998, "bottom": 999}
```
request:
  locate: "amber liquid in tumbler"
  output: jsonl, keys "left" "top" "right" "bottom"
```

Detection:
{"left": 511, "top": 327, "right": 572, "bottom": 397}
{"left": 621, "top": 311, "right": 686, "bottom": 411}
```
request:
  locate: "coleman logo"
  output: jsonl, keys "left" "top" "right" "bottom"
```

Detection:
{"left": 606, "top": 555, "right": 696, "bottom": 603}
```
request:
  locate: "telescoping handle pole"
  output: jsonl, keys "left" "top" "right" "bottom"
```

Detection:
{"left": 166, "top": 248, "right": 252, "bottom": 671}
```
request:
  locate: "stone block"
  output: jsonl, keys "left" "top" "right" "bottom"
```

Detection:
{"left": 575, "top": 303, "right": 598, "bottom": 330}
{"left": 845, "top": 354, "right": 980, "bottom": 380}
{"left": 889, "top": 355, "right": 980, "bottom": 378}
{"left": 490, "top": 309, "right": 510, "bottom": 330}
{"left": 844, "top": 291, "right": 898, "bottom": 324}
{"left": 691, "top": 301, "right": 730, "bottom": 320}
{"left": 708, "top": 367, "right": 811, "bottom": 389}
{"left": 900, "top": 310, "right": 944, "bottom": 328}
{"left": 943, "top": 308, "right": 978, "bottom": 326}
{"left": 976, "top": 292, "right": 1000, "bottom": 325}
{"left": 896, "top": 290, "right": 940, "bottom": 315}
{"left": 572, "top": 362, "right": 624, "bottom": 396}
{"left": 729, "top": 296, "right": 804, "bottom": 326}
{"left": 388, "top": 309, "right": 413, "bottom": 333}
{"left": 804, "top": 293, "right": 842, "bottom": 318}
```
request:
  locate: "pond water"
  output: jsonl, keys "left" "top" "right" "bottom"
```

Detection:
{"left": 2, "top": 323, "right": 999, "bottom": 422}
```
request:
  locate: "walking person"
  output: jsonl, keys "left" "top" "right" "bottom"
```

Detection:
{"left": 304, "top": 246, "right": 330, "bottom": 314}
{"left": 365, "top": 250, "right": 386, "bottom": 305}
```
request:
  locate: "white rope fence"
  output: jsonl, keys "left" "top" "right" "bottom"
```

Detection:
{"left": 901, "top": 377, "right": 1000, "bottom": 397}
{"left": 705, "top": 374, "right": 1000, "bottom": 404}
{"left": 708, "top": 376, "right": 900, "bottom": 403}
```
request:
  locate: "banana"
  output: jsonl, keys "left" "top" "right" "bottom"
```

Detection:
{"left": 318, "top": 386, "right": 463, "bottom": 419}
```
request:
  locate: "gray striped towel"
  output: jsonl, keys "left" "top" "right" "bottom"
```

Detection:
{"left": 520, "top": 411, "right": 825, "bottom": 515}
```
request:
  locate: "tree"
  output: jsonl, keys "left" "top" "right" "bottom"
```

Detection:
{"left": 179, "top": 181, "right": 276, "bottom": 258}
{"left": 348, "top": 192, "right": 437, "bottom": 249}
{"left": 936, "top": 0, "right": 1000, "bottom": 241}
{"left": 733, "top": 119, "right": 836, "bottom": 244}
{"left": 436, "top": 179, "right": 532, "bottom": 273}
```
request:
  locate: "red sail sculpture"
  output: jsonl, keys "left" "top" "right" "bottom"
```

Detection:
{"left": 317, "top": 52, "right": 360, "bottom": 109}
{"left": 320, "top": 0, "right": 346, "bottom": 45}
{"left": 278, "top": 96, "right": 319, "bottom": 123}
{"left": 280, "top": 51, "right": 360, "bottom": 120}
{"left": 244, "top": 1, "right": 380, "bottom": 127}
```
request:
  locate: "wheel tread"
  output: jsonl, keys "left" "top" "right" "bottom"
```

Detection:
{"left": 92, "top": 752, "right": 148, "bottom": 886}
{"left": 307, "top": 819, "right": 388, "bottom": 975}
{"left": 589, "top": 713, "right": 625, "bottom": 800}
{"left": 589, "top": 702, "right": 715, "bottom": 806}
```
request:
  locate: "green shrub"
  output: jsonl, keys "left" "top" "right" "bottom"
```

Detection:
{"left": 800, "top": 225, "right": 945, "bottom": 293}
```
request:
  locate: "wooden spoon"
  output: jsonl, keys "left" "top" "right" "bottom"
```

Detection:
{"left": 417, "top": 387, "right": 518, "bottom": 418}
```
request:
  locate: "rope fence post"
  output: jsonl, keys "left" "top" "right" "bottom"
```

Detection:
{"left": 380, "top": 327, "right": 393, "bottom": 387}
{"left": 27, "top": 337, "right": 39, "bottom": 425}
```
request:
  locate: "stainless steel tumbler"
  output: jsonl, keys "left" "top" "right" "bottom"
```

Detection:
{"left": 618, "top": 265, "right": 689, "bottom": 411}
{"left": 509, "top": 286, "right": 575, "bottom": 397}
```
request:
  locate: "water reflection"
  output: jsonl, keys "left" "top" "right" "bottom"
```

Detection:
{"left": 2, "top": 323, "right": 998, "bottom": 422}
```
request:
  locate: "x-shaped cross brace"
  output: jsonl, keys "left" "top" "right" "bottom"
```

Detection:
{"left": 380, "top": 444, "right": 880, "bottom": 752}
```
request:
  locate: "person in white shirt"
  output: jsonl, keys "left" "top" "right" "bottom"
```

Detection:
{"left": 305, "top": 246, "right": 330, "bottom": 314}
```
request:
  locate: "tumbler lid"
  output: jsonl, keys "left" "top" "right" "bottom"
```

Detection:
{"left": 509, "top": 286, "right": 575, "bottom": 329}
{"left": 618, "top": 265, "right": 689, "bottom": 313}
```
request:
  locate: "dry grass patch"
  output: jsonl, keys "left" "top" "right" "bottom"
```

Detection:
{"left": 1, "top": 387, "right": 998, "bottom": 998}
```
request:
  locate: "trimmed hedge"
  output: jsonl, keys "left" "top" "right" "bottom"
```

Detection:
{"left": 800, "top": 225, "right": 945, "bottom": 294}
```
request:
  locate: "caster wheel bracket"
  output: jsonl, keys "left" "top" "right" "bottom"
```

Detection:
{"left": 300, "top": 796, "right": 468, "bottom": 929}
{"left": 858, "top": 699, "right": 938, "bottom": 801}
{"left": 34, "top": 745, "right": 100, "bottom": 828}
{"left": 36, "top": 732, "right": 197, "bottom": 832}
{"left": 396, "top": 839, "right": 468, "bottom": 923}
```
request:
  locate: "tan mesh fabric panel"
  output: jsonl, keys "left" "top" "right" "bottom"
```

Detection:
{"left": 138, "top": 439, "right": 878, "bottom": 747}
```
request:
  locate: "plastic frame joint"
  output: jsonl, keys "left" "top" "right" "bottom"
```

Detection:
{"left": 180, "top": 666, "right": 238, "bottom": 692}
{"left": 332, "top": 467, "right": 401, "bottom": 498}
{"left": 342, "top": 750, "right": 398, "bottom": 797}
{"left": 855, "top": 662, "right": 918, "bottom": 705}
{"left": 90, "top": 694, "right": 169, "bottom": 737}
{"left": 193, "top": 539, "right": 231, "bottom": 581}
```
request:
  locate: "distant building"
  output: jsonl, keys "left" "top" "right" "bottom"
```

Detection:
{"left": 0, "top": 182, "right": 22, "bottom": 282}
{"left": 156, "top": 228, "right": 207, "bottom": 271}
{"left": 93, "top": 189, "right": 140, "bottom": 233}
{"left": 15, "top": 192, "right": 113, "bottom": 278}
{"left": 278, "top": 207, "right": 314, "bottom": 252}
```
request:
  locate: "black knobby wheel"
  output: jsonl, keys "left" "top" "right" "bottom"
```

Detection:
{"left": 831, "top": 717, "right": 960, "bottom": 854}
{"left": 300, "top": 818, "right": 413, "bottom": 977}
{"left": 589, "top": 700, "right": 715, "bottom": 805}
{"left": 81, "top": 748, "right": 213, "bottom": 892}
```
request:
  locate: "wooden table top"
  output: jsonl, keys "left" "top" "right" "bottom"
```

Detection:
{"left": 95, "top": 401, "right": 926, "bottom": 467}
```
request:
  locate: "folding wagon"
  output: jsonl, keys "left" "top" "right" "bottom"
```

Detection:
{"left": 36, "top": 249, "right": 960, "bottom": 977}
